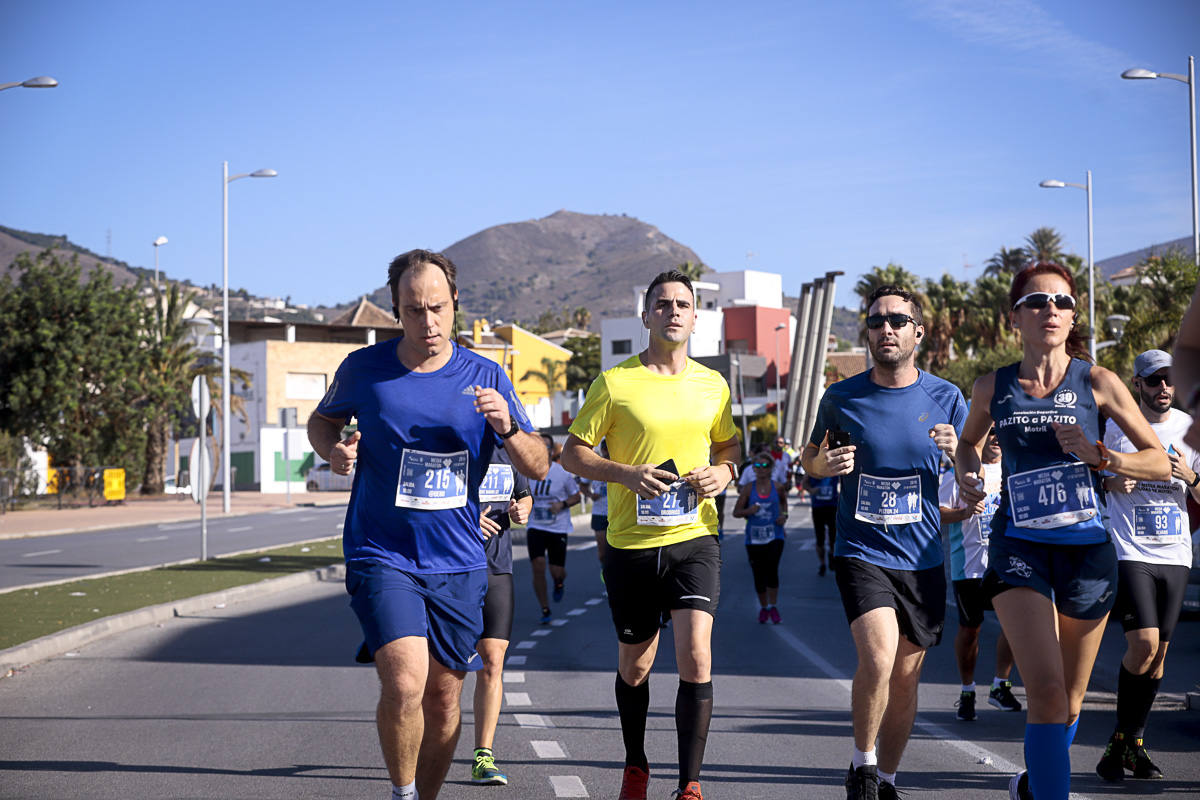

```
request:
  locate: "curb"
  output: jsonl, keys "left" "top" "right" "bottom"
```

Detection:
{"left": 1, "top": 563, "right": 346, "bottom": 677}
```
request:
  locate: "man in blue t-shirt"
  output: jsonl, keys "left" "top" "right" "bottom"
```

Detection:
{"left": 308, "top": 249, "right": 548, "bottom": 800}
{"left": 801, "top": 286, "right": 966, "bottom": 800}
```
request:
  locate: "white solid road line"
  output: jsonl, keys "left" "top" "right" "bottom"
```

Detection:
{"left": 21, "top": 549, "right": 63, "bottom": 558}
{"left": 769, "top": 625, "right": 1098, "bottom": 799}
{"left": 531, "top": 740, "right": 566, "bottom": 759}
{"left": 549, "top": 775, "right": 589, "bottom": 797}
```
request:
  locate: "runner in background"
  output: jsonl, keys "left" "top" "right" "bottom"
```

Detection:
{"left": 937, "top": 435, "right": 1020, "bottom": 722}
{"left": 733, "top": 450, "right": 789, "bottom": 622}
{"left": 803, "top": 473, "right": 838, "bottom": 576}
{"left": 527, "top": 433, "right": 582, "bottom": 624}
{"left": 469, "top": 445, "right": 532, "bottom": 785}
{"left": 1095, "top": 349, "right": 1198, "bottom": 783}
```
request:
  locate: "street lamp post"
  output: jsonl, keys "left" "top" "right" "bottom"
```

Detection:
{"left": 152, "top": 236, "right": 168, "bottom": 292}
{"left": 222, "top": 162, "right": 277, "bottom": 513}
{"left": 773, "top": 322, "right": 787, "bottom": 436}
{"left": 1123, "top": 57, "right": 1199, "bottom": 268}
{"left": 1039, "top": 172, "right": 1095, "bottom": 359}
{"left": 0, "top": 76, "right": 58, "bottom": 92}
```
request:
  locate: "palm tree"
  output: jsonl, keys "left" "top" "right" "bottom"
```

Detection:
{"left": 521, "top": 356, "right": 567, "bottom": 398}
{"left": 676, "top": 261, "right": 707, "bottom": 282}
{"left": 140, "top": 284, "right": 201, "bottom": 493}
{"left": 853, "top": 263, "right": 926, "bottom": 346}
{"left": 572, "top": 306, "right": 592, "bottom": 331}
{"left": 984, "top": 246, "right": 1029, "bottom": 278}
{"left": 921, "top": 274, "right": 971, "bottom": 373}
{"left": 1025, "top": 227, "right": 1065, "bottom": 263}
{"left": 189, "top": 358, "right": 252, "bottom": 496}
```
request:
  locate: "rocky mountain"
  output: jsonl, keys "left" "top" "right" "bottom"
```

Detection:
{"left": 360, "top": 210, "right": 705, "bottom": 324}
{"left": 0, "top": 226, "right": 141, "bottom": 286}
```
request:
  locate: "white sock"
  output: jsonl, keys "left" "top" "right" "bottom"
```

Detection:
{"left": 852, "top": 747, "right": 877, "bottom": 768}
{"left": 993, "top": 676, "right": 1006, "bottom": 689}
{"left": 392, "top": 782, "right": 417, "bottom": 800}
{"left": 961, "top": 682, "right": 976, "bottom": 693}
{"left": 878, "top": 769, "right": 896, "bottom": 786}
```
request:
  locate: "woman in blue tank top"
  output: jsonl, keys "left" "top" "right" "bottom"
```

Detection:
{"left": 955, "top": 262, "right": 1169, "bottom": 800}
{"left": 733, "top": 451, "right": 789, "bottom": 624}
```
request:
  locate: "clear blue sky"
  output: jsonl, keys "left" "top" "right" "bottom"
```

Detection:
{"left": 2, "top": 0, "right": 1198, "bottom": 308}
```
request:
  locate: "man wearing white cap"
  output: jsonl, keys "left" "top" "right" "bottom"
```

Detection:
{"left": 1095, "top": 348, "right": 1199, "bottom": 783}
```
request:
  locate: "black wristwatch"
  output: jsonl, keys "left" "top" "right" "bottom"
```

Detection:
{"left": 1189, "top": 471, "right": 1200, "bottom": 488}
{"left": 499, "top": 418, "right": 521, "bottom": 439}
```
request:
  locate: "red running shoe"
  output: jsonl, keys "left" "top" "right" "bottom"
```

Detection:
{"left": 768, "top": 606, "right": 782, "bottom": 624}
{"left": 672, "top": 781, "right": 703, "bottom": 799}
{"left": 618, "top": 765, "right": 649, "bottom": 799}
{"left": 758, "top": 607, "right": 769, "bottom": 624}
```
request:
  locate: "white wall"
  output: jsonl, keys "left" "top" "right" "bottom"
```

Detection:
{"left": 601, "top": 316, "right": 647, "bottom": 371}
{"left": 711, "top": 270, "right": 784, "bottom": 309}
{"left": 228, "top": 341, "right": 268, "bottom": 482}
{"left": 259, "top": 426, "right": 315, "bottom": 494}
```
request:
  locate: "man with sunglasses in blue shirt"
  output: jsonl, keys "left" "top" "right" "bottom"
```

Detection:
{"left": 802, "top": 285, "right": 966, "bottom": 800}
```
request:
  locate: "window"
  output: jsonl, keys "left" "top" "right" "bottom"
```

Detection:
{"left": 286, "top": 372, "right": 327, "bottom": 400}
{"left": 612, "top": 339, "right": 632, "bottom": 354}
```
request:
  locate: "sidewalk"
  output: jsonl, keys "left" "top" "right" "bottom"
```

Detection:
{"left": 0, "top": 492, "right": 350, "bottom": 540}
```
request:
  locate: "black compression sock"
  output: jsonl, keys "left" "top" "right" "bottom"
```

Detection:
{"left": 675, "top": 679, "right": 714, "bottom": 787}
{"left": 1117, "top": 664, "right": 1161, "bottom": 739}
{"left": 615, "top": 674, "right": 650, "bottom": 772}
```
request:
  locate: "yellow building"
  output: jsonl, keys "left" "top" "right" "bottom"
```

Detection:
{"left": 462, "top": 319, "right": 573, "bottom": 428}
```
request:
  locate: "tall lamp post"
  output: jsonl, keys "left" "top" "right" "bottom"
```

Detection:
{"left": 222, "top": 162, "right": 277, "bottom": 513}
{"left": 152, "top": 236, "right": 168, "bottom": 292}
{"left": 0, "top": 76, "right": 58, "bottom": 92}
{"left": 773, "top": 322, "right": 787, "bottom": 436}
{"left": 1039, "top": 172, "right": 1095, "bottom": 359}
{"left": 1123, "top": 57, "right": 1198, "bottom": 267}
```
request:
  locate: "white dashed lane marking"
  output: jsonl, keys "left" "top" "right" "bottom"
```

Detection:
{"left": 515, "top": 713, "right": 553, "bottom": 728}
{"left": 585, "top": 597, "right": 604, "bottom": 605}
{"left": 531, "top": 740, "right": 566, "bottom": 759}
{"left": 506, "top": 655, "right": 527, "bottom": 666}
{"left": 550, "top": 619, "right": 568, "bottom": 627}
{"left": 228, "top": 526, "right": 253, "bottom": 533}
{"left": 532, "top": 629, "right": 552, "bottom": 637}
{"left": 136, "top": 535, "right": 169, "bottom": 543}
{"left": 505, "top": 692, "right": 532, "bottom": 706}
{"left": 21, "top": 549, "right": 62, "bottom": 558}
{"left": 550, "top": 775, "right": 588, "bottom": 797}
{"left": 515, "top": 640, "right": 537, "bottom": 650}
{"left": 567, "top": 608, "right": 587, "bottom": 616}
{"left": 506, "top": 672, "right": 525, "bottom": 683}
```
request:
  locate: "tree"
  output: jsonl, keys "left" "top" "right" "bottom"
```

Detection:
{"left": 984, "top": 246, "right": 1028, "bottom": 278}
{"left": 1025, "top": 227, "right": 1065, "bottom": 263}
{"left": 571, "top": 306, "right": 592, "bottom": 331}
{"left": 563, "top": 335, "right": 600, "bottom": 391}
{"left": 1098, "top": 249, "right": 1198, "bottom": 379}
{"left": 852, "top": 263, "right": 925, "bottom": 346}
{"left": 676, "top": 260, "right": 707, "bottom": 282}
{"left": 140, "top": 283, "right": 203, "bottom": 493}
{"left": 920, "top": 274, "right": 970, "bottom": 372}
{"left": 189, "top": 357, "right": 252, "bottom": 494}
{"left": 521, "top": 356, "right": 568, "bottom": 396}
{"left": 0, "top": 251, "right": 151, "bottom": 483}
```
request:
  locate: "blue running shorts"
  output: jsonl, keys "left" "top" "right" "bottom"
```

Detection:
{"left": 984, "top": 534, "right": 1117, "bottom": 620}
{"left": 346, "top": 561, "right": 488, "bottom": 672}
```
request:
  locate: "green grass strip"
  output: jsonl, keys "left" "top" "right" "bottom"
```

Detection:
{"left": 0, "top": 538, "right": 344, "bottom": 651}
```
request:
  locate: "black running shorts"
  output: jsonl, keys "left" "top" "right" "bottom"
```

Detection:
{"left": 1114, "top": 560, "right": 1189, "bottom": 641}
{"left": 526, "top": 528, "right": 568, "bottom": 567}
{"left": 481, "top": 571, "right": 514, "bottom": 641}
{"left": 952, "top": 577, "right": 993, "bottom": 629}
{"left": 833, "top": 556, "right": 946, "bottom": 648}
{"left": 603, "top": 534, "right": 721, "bottom": 645}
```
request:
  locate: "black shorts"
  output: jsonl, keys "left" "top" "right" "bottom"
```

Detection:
{"left": 527, "top": 528, "right": 568, "bottom": 566}
{"left": 1114, "top": 560, "right": 1189, "bottom": 641}
{"left": 952, "top": 578, "right": 993, "bottom": 629}
{"left": 481, "top": 571, "right": 514, "bottom": 641}
{"left": 983, "top": 535, "right": 1117, "bottom": 620}
{"left": 591, "top": 514, "right": 608, "bottom": 533}
{"left": 833, "top": 556, "right": 946, "bottom": 648}
{"left": 603, "top": 535, "right": 721, "bottom": 644}
{"left": 812, "top": 506, "right": 836, "bottom": 545}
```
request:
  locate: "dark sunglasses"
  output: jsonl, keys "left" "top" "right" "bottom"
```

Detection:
{"left": 1013, "top": 292, "right": 1076, "bottom": 312}
{"left": 1141, "top": 374, "right": 1173, "bottom": 388}
{"left": 865, "top": 313, "right": 917, "bottom": 330}
{"left": 987, "top": 429, "right": 997, "bottom": 437}
{"left": 752, "top": 461, "right": 772, "bottom": 468}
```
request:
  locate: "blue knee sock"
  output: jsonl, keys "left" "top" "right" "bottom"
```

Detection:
{"left": 1025, "top": 722, "right": 1069, "bottom": 800}
{"left": 1065, "top": 716, "right": 1079, "bottom": 747}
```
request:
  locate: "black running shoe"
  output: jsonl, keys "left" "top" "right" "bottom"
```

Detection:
{"left": 1124, "top": 737, "right": 1163, "bottom": 779}
{"left": 878, "top": 780, "right": 900, "bottom": 800}
{"left": 1096, "top": 732, "right": 1126, "bottom": 783}
{"left": 955, "top": 690, "right": 977, "bottom": 721}
{"left": 988, "top": 681, "right": 1022, "bottom": 712}
{"left": 1008, "top": 770, "right": 1032, "bottom": 800}
{"left": 845, "top": 764, "right": 879, "bottom": 800}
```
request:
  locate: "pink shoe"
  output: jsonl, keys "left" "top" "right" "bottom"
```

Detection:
{"left": 769, "top": 607, "right": 782, "bottom": 624}
{"left": 757, "top": 607, "right": 769, "bottom": 624}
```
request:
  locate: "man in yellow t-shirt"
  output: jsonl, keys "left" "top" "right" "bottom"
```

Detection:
{"left": 562, "top": 270, "right": 740, "bottom": 800}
